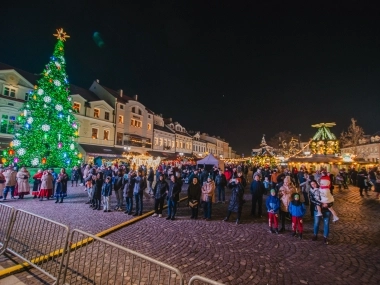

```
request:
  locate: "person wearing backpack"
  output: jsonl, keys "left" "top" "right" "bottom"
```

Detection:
{"left": 215, "top": 170, "right": 227, "bottom": 203}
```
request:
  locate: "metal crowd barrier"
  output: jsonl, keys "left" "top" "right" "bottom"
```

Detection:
{"left": 0, "top": 205, "right": 222, "bottom": 285}
{"left": 0, "top": 203, "right": 16, "bottom": 254}
{"left": 4, "top": 208, "right": 70, "bottom": 282}
{"left": 188, "top": 275, "right": 225, "bottom": 285}
{"left": 59, "top": 229, "right": 185, "bottom": 285}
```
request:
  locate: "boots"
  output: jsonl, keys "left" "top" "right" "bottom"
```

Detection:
{"left": 270, "top": 227, "right": 275, "bottom": 234}
{"left": 292, "top": 231, "right": 297, "bottom": 237}
{"left": 59, "top": 197, "right": 63, "bottom": 203}
{"left": 55, "top": 198, "right": 59, "bottom": 203}
{"left": 299, "top": 233, "right": 303, "bottom": 240}
{"left": 274, "top": 228, "right": 279, "bottom": 234}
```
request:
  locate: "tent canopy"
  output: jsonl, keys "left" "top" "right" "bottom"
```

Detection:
{"left": 197, "top": 154, "right": 224, "bottom": 170}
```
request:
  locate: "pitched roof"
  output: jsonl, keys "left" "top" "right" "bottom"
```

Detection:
{"left": 154, "top": 124, "right": 175, "bottom": 133}
{"left": 101, "top": 85, "right": 133, "bottom": 102}
{"left": 70, "top": 84, "right": 100, "bottom": 102}
{"left": 0, "top": 62, "right": 40, "bottom": 85}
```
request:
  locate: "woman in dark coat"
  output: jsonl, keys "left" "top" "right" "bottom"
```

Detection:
{"left": 223, "top": 177, "right": 245, "bottom": 224}
{"left": 55, "top": 168, "right": 68, "bottom": 203}
{"left": 187, "top": 177, "right": 202, "bottom": 219}
{"left": 92, "top": 172, "right": 103, "bottom": 210}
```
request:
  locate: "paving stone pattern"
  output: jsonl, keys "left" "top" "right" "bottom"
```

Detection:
{"left": 1, "top": 180, "right": 380, "bottom": 284}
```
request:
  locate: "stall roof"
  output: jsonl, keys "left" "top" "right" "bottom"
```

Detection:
{"left": 79, "top": 144, "right": 125, "bottom": 158}
{"left": 287, "top": 154, "right": 342, "bottom": 163}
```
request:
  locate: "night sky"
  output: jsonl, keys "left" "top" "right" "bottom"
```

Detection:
{"left": 1, "top": 2, "right": 380, "bottom": 155}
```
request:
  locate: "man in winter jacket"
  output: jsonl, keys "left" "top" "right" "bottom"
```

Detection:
{"left": 215, "top": 170, "right": 227, "bottom": 203}
{"left": 166, "top": 175, "right": 181, "bottom": 220}
{"left": 152, "top": 174, "right": 168, "bottom": 217}
{"left": 147, "top": 167, "right": 154, "bottom": 195}
{"left": 250, "top": 175, "right": 265, "bottom": 217}
{"left": 132, "top": 171, "right": 147, "bottom": 216}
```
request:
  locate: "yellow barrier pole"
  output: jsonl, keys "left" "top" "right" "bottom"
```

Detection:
{"left": 0, "top": 196, "right": 188, "bottom": 278}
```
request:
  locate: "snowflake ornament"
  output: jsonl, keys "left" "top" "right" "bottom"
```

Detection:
{"left": 43, "top": 96, "right": 51, "bottom": 103}
{"left": 17, "top": 148, "right": 26, "bottom": 156}
{"left": 70, "top": 143, "right": 75, "bottom": 150}
{"left": 12, "top": 140, "right": 21, "bottom": 147}
{"left": 37, "top": 89, "right": 44, "bottom": 95}
{"left": 27, "top": 117, "right": 33, "bottom": 124}
{"left": 53, "top": 80, "right": 61, "bottom": 86}
{"left": 31, "top": 158, "right": 39, "bottom": 166}
{"left": 55, "top": 104, "right": 63, "bottom": 111}
{"left": 55, "top": 61, "right": 61, "bottom": 69}
{"left": 42, "top": 124, "right": 50, "bottom": 132}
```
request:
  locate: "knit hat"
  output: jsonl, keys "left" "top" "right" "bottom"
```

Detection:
{"left": 319, "top": 175, "right": 331, "bottom": 189}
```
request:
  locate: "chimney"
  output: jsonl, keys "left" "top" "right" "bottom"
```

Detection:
{"left": 134, "top": 94, "right": 138, "bottom": 101}
{"left": 96, "top": 79, "right": 99, "bottom": 83}
{"left": 119, "top": 89, "right": 123, "bottom": 98}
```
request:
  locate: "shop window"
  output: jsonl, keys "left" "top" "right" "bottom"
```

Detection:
{"left": 92, "top": 128, "right": 98, "bottom": 139}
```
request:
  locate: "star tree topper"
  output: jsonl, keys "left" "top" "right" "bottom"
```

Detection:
{"left": 53, "top": 28, "right": 70, "bottom": 41}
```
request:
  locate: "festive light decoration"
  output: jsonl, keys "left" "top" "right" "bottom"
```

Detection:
{"left": 1, "top": 158, "right": 6, "bottom": 163}
{"left": 3, "top": 28, "right": 80, "bottom": 168}
{"left": 14, "top": 157, "right": 19, "bottom": 163}
{"left": 42, "top": 124, "right": 51, "bottom": 132}
{"left": 31, "top": 158, "right": 39, "bottom": 166}
{"left": 53, "top": 28, "right": 70, "bottom": 41}
{"left": 310, "top": 123, "right": 339, "bottom": 155}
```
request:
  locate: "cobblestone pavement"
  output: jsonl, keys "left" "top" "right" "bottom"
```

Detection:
{"left": 1, "top": 181, "right": 380, "bottom": 284}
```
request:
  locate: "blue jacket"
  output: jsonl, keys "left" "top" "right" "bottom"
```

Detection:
{"left": 266, "top": 195, "right": 280, "bottom": 213}
{"left": 101, "top": 182, "right": 112, "bottom": 196}
{"left": 288, "top": 201, "right": 306, "bottom": 217}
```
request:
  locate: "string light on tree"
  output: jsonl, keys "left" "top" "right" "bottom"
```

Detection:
{"left": 3, "top": 28, "right": 80, "bottom": 168}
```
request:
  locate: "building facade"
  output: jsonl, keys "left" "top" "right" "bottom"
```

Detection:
{"left": 192, "top": 132, "right": 207, "bottom": 158}
{"left": 152, "top": 114, "right": 175, "bottom": 153}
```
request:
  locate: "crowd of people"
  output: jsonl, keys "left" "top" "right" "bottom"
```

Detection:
{"left": 1, "top": 162, "right": 379, "bottom": 245}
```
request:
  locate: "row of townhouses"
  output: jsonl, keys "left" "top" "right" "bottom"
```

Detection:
{"left": 0, "top": 63, "right": 239, "bottom": 165}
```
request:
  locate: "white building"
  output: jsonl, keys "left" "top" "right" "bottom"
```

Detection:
{"left": 152, "top": 114, "right": 176, "bottom": 154}
{"left": 341, "top": 132, "right": 380, "bottom": 163}
{"left": 0, "top": 63, "right": 36, "bottom": 151}
{"left": 200, "top": 133, "right": 225, "bottom": 158}
{"left": 192, "top": 132, "right": 207, "bottom": 158}
{"left": 164, "top": 119, "right": 193, "bottom": 154}
{"left": 89, "top": 81, "right": 153, "bottom": 154}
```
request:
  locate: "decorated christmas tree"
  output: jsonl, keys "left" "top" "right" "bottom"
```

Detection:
{"left": 3, "top": 28, "right": 81, "bottom": 168}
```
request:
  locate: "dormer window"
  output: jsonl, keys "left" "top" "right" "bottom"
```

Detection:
{"left": 132, "top": 107, "right": 136, "bottom": 113}
{"left": 138, "top": 109, "right": 142, "bottom": 115}
{"left": 4, "top": 87, "right": 16, "bottom": 98}
{"left": 73, "top": 102, "right": 80, "bottom": 112}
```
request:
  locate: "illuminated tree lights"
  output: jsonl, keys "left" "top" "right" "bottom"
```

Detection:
{"left": 3, "top": 28, "right": 80, "bottom": 167}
